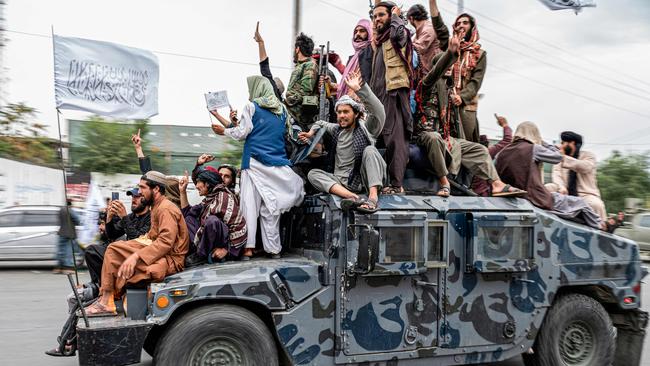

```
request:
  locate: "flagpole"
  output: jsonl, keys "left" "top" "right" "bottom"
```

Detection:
{"left": 52, "top": 25, "right": 80, "bottom": 286}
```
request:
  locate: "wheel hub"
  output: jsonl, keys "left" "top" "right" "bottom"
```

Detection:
{"left": 559, "top": 321, "right": 594, "bottom": 365}
{"left": 191, "top": 337, "right": 244, "bottom": 366}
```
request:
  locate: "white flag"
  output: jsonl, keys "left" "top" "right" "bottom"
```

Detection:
{"left": 53, "top": 35, "right": 159, "bottom": 119}
{"left": 77, "top": 180, "right": 105, "bottom": 246}
{"left": 537, "top": 0, "right": 596, "bottom": 13}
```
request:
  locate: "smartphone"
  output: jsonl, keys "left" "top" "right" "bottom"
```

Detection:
{"left": 111, "top": 192, "right": 119, "bottom": 201}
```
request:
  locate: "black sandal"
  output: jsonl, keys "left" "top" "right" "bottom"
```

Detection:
{"left": 492, "top": 184, "right": 527, "bottom": 198}
{"left": 341, "top": 197, "right": 362, "bottom": 211}
{"left": 381, "top": 186, "right": 404, "bottom": 195}
{"left": 356, "top": 198, "right": 380, "bottom": 214}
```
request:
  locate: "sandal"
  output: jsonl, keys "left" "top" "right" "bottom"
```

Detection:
{"left": 82, "top": 301, "right": 117, "bottom": 317}
{"left": 356, "top": 198, "right": 380, "bottom": 214}
{"left": 341, "top": 197, "right": 362, "bottom": 211}
{"left": 492, "top": 184, "right": 527, "bottom": 198}
{"left": 45, "top": 343, "right": 76, "bottom": 357}
{"left": 436, "top": 185, "right": 451, "bottom": 197}
{"left": 381, "top": 186, "right": 404, "bottom": 195}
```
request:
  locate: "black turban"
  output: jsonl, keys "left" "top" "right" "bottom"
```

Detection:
{"left": 196, "top": 166, "right": 222, "bottom": 188}
{"left": 560, "top": 131, "right": 583, "bottom": 146}
{"left": 376, "top": 1, "right": 396, "bottom": 11}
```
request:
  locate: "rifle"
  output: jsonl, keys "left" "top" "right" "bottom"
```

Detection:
{"left": 317, "top": 41, "right": 330, "bottom": 123}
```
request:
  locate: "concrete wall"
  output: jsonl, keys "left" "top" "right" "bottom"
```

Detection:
{"left": 0, "top": 158, "right": 66, "bottom": 208}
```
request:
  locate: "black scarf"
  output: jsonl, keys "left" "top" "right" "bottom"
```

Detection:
{"left": 328, "top": 124, "right": 371, "bottom": 192}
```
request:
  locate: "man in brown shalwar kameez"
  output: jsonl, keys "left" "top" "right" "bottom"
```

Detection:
{"left": 370, "top": 1, "right": 414, "bottom": 195}
{"left": 84, "top": 171, "right": 189, "bottom": 316}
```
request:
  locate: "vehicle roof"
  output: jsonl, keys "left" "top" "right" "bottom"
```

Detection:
{"left": 327, "top": 194, "right": 536, "bottom": 212}
{"left": 0, "top": 205, "right": 62, "bottom": 212}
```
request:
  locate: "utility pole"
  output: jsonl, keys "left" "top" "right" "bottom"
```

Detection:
{"left": 457, "top": 0, "right": 464, "bottom": 14}
{"left": 0, "top": 0, "right": 6, "bottom": 104}
{"left": 292, "top": 0, "right": 301, "bottom": 56}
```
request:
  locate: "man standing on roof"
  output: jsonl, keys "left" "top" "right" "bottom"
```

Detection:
{"left": 335, "top": 19, "right": 373, "bottom": 100}
{"left": 449, "top": 13, "right": 486, "bottom": 142}
{"left": 285, "top": 32, "right": 319, "bottom": 130}
{"left": 211, "top": 76, "right": 304, "bottom": 259}
{"left": 300, "top": 70, "right": 387, "bottom": 213}
{"left": 407, "top": 0, "right": 449, "bottom": 76}
{"left": 369, "top": 1, "right": 414, "bottom": 195}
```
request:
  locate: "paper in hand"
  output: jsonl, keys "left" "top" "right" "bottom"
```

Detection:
{"left": 205, "top": 90, "right": 230, "bottom": 111}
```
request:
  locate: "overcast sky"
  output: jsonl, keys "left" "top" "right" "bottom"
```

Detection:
{"left": 2, "top": 0, "right": 650, "bottom": 160}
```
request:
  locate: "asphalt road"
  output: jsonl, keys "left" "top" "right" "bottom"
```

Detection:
{"left": 1, "top": 262, "right": 648, "bottom": 366}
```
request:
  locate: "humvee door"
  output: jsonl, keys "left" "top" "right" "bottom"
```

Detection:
{"left": 337, "top": 210, "right": 447, "bottom": 363}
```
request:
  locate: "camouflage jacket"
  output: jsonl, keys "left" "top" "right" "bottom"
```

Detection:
{"left": 285, "top": 58, "right": 318, "bottom": 127}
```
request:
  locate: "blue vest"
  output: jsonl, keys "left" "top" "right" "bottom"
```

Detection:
{"left": 241, "top": 103, "right": 291, "bottom": 170}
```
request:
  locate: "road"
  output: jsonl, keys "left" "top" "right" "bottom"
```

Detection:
{"left": 1, "top": 262, "right": 648, "bottom": 366}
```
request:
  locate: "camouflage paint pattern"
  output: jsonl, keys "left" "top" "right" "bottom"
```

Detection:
{"left": 144, "top": 194, "right": 644, "bottom": 365}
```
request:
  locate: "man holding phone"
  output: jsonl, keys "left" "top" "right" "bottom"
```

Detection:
{"left": 84, "top": 187, "right": 152, "bottom": 291}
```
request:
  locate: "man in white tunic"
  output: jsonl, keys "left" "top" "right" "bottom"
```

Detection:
{"left": 210, "top": 76, "right": 304, "bottom": 259}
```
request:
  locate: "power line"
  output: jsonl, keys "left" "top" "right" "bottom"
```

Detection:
{"left": 4, "top": 29, "right": 294, "bottom": 70}
{"left": 437, "top": 6, "right": 650, "bottom": 97}
{"left": 317, "top": 1, "right": 650, "bottom": 122}
{"left": 479, "top": 36, "right": 650, "bottom": 103}
{"left": 443, "top": 0, "right": 650, "bottom": 90}
{"left": 489, "top": 63, "right": 650, "bottom": 120}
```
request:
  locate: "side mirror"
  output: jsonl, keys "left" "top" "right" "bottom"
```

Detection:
{"left": 351, "top": 225, "right": 379, "bottom": 275}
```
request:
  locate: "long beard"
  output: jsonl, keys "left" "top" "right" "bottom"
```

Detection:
{"left": 378, "top": 21, "right": 390, "bottom": 34}
{"left": 142, "top": 193, "right": 154, "bottom": 207}
{"left": 132, "top": 202, "right": 147, "bottom": 214}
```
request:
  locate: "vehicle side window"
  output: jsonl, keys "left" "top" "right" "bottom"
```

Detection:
{"left": 22, "top": 211, "right": 59, "bottom": 226}
{"left": 382, "top": 226, "right": 422, "bottom": 263}
{"left": 639, "top": 215, "right": 650, "bottom": 228}
{"left": 0, "top": 213, "right": 21, "bottom": 227}
{"left": 427, "top": 224, "right": 444, "bottom": 263}
{"left": 476, "top": 226, "right": 533, "bottom": 261}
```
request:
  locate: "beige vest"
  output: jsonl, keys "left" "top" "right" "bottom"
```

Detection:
{"left": 382, "top": 41, "right": 410, "bottom": 91}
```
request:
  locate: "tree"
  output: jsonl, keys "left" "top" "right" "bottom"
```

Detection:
{"left": 597, "top": 151, "right": 650, "bottom": 213}
{"left": 0, "top": 102, "right": 59, "bottom": 166}
{"left": 71, "top": 116, "right": 166, "bottom": 174}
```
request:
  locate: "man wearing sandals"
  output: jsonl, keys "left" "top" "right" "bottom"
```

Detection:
{"left": 299, "top": 70, "right": 387, "bottom": 213}
{"left": 83, "top": 171, "right": 189, "bottom": 316}
{"left": 415, "top": 31, "right": 524, "bottom": 198}
{"left": 178, "top": 155, "right": 247, "bottom": 266}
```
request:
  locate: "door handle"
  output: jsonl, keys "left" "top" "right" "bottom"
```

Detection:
{"left": 413, "top": 279, "right": 438, "bottom": 288}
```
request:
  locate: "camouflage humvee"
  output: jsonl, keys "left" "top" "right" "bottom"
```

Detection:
{"left": 77, "top": 194, "right": 648, "bottom": 366}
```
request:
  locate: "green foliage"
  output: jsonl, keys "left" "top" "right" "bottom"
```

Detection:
{"left": 0, "top": 102, "right": 60, "bottom": 167}
{"left": 71, "top": 116, "right": 165, "bottom": 174}
{"left": 598, "top": 151, "right": 650, "bottom": 213}
{"left": 216, "top": 137, "right": 244, "bottom": 167}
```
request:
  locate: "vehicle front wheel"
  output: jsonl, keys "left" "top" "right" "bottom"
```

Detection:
{"left": 523, "top": 293, "right": 615, "bottom": 366}
{"left": 154, "top": 304, "right": 278, "bottom": 366}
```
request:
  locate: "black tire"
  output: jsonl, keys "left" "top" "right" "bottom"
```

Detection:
{"left": 523, "top": 293, "right": 615, "bottom": 366}
{"left": 154, "top": 304, "right": 278, "bottom": 366}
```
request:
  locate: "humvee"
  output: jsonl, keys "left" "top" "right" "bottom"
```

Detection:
{"left": 77, "top": 194, "right": 648, "bottom": 366}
